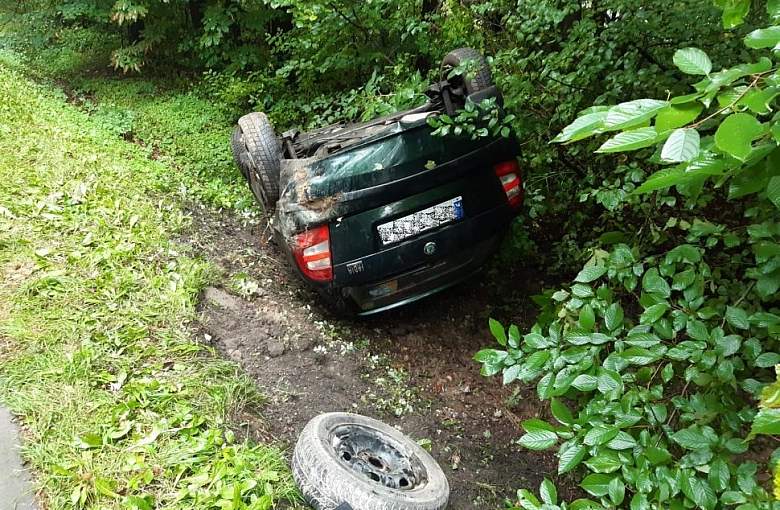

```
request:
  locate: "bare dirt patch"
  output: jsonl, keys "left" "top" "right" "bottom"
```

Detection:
{"left": 185, "top": 204, "right": 562, "bottom": 508}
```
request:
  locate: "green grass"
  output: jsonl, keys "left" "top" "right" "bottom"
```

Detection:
{"left": 0, "top": 57, "right": 297, "bottom": 510}
{"left": 0, "top": 7, "right": 255, "bottom": 214}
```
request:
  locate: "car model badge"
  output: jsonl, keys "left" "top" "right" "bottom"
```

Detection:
{"left": 424, "top": 242, "right": 437, "bottom": 256}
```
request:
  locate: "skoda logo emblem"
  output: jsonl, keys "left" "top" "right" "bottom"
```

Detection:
{"left": 424, "top": 242, "right": 437, "bottom": 256}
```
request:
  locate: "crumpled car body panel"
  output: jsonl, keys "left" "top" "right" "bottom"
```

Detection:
{"left": 275, "top": 115, "right": 498, "bottom": 240}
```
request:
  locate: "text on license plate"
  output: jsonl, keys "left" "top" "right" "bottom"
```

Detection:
{"left": 377, "top": 196, "right": 464, "bottom": 246}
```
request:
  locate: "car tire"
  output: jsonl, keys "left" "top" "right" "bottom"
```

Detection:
{"left": 236, "top": 112, "right": 282, "bottom": 209}
{"left": 292, "top": 412, "right": 449, "bottom": 510}
{"left": 231, "top": 126, "right": 251, "bottom": 179}
{"left": 441, "top": 47, "right": 494, "bottom": 95}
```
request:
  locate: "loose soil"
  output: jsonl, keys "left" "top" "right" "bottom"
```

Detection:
{"left": 184, "top": 204, "right": 573, "bottom": 509}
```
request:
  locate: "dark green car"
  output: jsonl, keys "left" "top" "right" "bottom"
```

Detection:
{"left": 231, "top": 48, "right": 522, "bottom": 315}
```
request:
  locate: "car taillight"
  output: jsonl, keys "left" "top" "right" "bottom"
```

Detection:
{"left": 292, "top": 225, "right": 333, "bottom": 282}
{"left": 494, "top": 160, "right": 523, "bottom": 208}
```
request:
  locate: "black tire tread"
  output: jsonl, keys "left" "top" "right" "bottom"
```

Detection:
{"left": 237, "top": 112, "right": 281, "bottom": 206}
{"left": 442, "top": 47, "right": 493, "bottom": 94}
{"left": 231, "top": 126, "right": 250, "bottom": 179}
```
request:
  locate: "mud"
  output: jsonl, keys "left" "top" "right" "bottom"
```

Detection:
{"left": 185, "top": 205, "right": 567, "bottom": 509}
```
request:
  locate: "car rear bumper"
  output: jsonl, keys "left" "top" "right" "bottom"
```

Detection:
{"left": 347, "top": 232, "right": 503, "bottom": 315}
{"left": 333, "top": 203, "right": 512, "bottom": 314}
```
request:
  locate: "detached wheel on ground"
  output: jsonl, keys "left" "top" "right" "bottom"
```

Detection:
{"left": 441, "top": 47, "right": 494, "bottom": 96}
{"left": 234, "top": 112, "right": 282, "bottom": 210}
{"left": 292, "top": 413, "right": 449, "bottom": 510}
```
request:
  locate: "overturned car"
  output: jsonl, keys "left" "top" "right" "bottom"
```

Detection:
{"left": 231, "top": 48, "right": 522, "bottom": 315}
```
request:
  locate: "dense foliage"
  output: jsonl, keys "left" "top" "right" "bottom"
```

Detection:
{"left": 4, "top": 0, "right": 780, "bottom": 507}
{"left": 478, "top": 1, "right": 780, "bottom": 508}
{"left": 22, "top": 0, "right": 761, "bottom": 262}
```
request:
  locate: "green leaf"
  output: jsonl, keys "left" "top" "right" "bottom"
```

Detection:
{"left": 550, "top": 398, "right": 574, "bottom": 425}
{"left": 537, "top": 372, "right": 555, "bottom": 399}
{"left": 656, "top": 103, "right": 703, "bottom": 131}
{"left": 489, "top": 318, "right": 507, "bottom": 346}
{"left": 740, "top": 87, "right": 780, "bottom": 114}
{"left": 755, "top": 352, "right": 780, "bottom": 367}
{"left": 767, "top": 176, "right": 780, "bottom": 209}
{"left": 661, "top": 128, "right": 700, "bottom": 163}
{"left": 553, "top": 112, "right": 607, "bottom": 143}
{"left": 575, "top": 265, "right": 606, "bottom": 283}
{"left": 751, "top": 408, "right": 780, "bottom": 436}
{"left": 540, "top": 478, "right": 557, "bottom": 505}
{"left": 625, "top": 332, "right": 661, "bottom": 347}
{"left": 604, "top": 303, "right": 624, "bottom": 331}
{"left": 508, "top": 325, "right": 520, "bottom": 348}
{"left": 571, "top": 283, "right": 594, "bottom": 298}
{"left": 474, "top": 349, "right": 508, "bottom": 364}
{"left": 640, "top": 303, "right": 669, "bottom": 324}
{"left": 596, "top": 127, "right": 660, "bottom": 153}
{"left": 604, "top": 100, "right": 669, "bottom": 131}
{"left": 744, "top": 26, "right": 780, "bottom": 49}
{"left": 680, "top": 475, "right": 717, "bottom": 510}
{"left": 522, "top": 418, "right": 557, "bottom": 433}
{"left": 558, "top": 443, "right": 587, "bottom": 474}
{"left": 642, "top": 268, "right": 671, "bottom": 297}
{"left": 715, "top": 113, "right": 764, "bottom": 161}
{"left": 686, "top": 319, "right": 710, "bottom": 341}
{"left": 503, "top": 364, "right": 521, "bottom": 385}
{"left": 581, "top": 474, "right": 613, "bottom": 497}
{"left": 634, "top": 165, "right": 687, "bottom": 194}
{"left": 584, "top": 425, "right": 619, "bottom": 446}
{"left": 770, "top": 0, "right": 780, "bottom": 18}
{"left": 716, "top": 335, "right": 742, "bottom": 357}
{"left": 673, "top": 269, "right": 696, "bottom": 290}
{"left": 76, "top": 433, "right": 103, "bottom": 449}
{"left": 517, "top": 489, "right": 542, "bottom": 510}
{"left": 673, "top": 48, "right": 712, "bottom": 76}
{"left": 597, "top": 368, "right": 623, "bottom": 395}
{"left": 572, "top": 374, "right": 598, "bottom": 391}
{"left": 672, "top": 426, "right": 713, "bottom": 450}
{"left": 757, "top": 270, "right": 780, "bottom": 298}
{"left": 725, "top": 306, "right": 750, "bottom": 330}
{"left": 645, "top": 445, "right": 672, "bottom": 465}
{"left": 685, "top": 152, "right": 727, "bottom": 177}
{"left": 717, "top": 0, "right": 750, "bottom": 28}
{"left": 662, "top": 363, "right": 674, "bottom": 382}
{"left": 621, "top": 347, "right": 658, "bottom": 365}
{"left": 585, "top": 452, "right": 622, "bottom": 473}
{"left": 709, "top": 458, "right": 731, "bottom": 492}
{"left": 579, "top": 304, "right": 596, "bottom": 330}
{"left": 606, "top": 431, "right": 637, "bottom": 450}
{"left": 608, "top": 477, "right": 625, "bottom": 505}
{"left": 518, "top": 430, "right": 558, "bottom": 450}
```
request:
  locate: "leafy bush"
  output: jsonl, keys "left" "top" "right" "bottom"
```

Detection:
{"left": 479, "top": 1, "right": 780, "bottom": 508}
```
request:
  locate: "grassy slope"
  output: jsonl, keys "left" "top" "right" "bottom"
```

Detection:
{"left": 0, "top": 58, "right": 297, "bottom": 510}
{"left": 0, "top": 6, "right": 253, "bottom": 214}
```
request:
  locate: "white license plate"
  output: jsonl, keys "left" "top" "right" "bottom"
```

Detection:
{"left": 377, "top": 196, "right": 464, "bottom": 246}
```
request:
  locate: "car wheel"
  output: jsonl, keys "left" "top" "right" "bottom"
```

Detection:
{"left": 236, "top": 112, "right": 282, "bottom": 210}
{"left": 441, "top": 47, "right": 494, "bottom": 96}
{"left": 292, "top": 413, "right": 449, "bottom": 510}
{"left": 230, "top": 126, "right": 251, "bottom": 179}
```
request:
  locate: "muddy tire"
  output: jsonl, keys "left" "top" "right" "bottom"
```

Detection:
{"left": 441, "top": 47, "right": 493, "bottom": 95}
{"left": 292, "top": 413, "right": 449, "bottom": 510}
{"left": 236, "top": 112, "right": 281, "bottom": 209}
